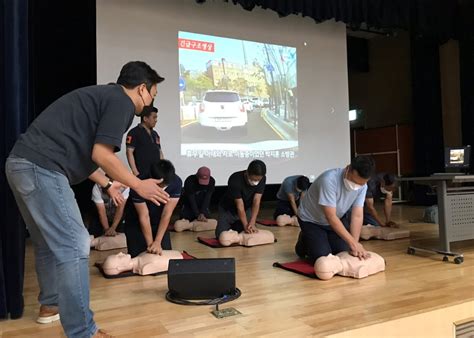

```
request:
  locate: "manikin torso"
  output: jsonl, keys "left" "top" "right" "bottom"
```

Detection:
{"left": 90, "top": 233, "right": 127, "bottom": 251}
{"left": 314, "top": 251, "right": 385, "bottom": 280}
{"left": 276, "top": 214, "right": 299, "bottom": 227}
{"left": 174, "top": 219, "right": 218, "bottom": 232}
{"left": 102, "top": 250, "right": 183, "bottom": 276}
{"left": 360, "top": 225, "right": 410, "bottom": 240}
{"left": 218, "top": 229, "right": 275, "bottom": 246}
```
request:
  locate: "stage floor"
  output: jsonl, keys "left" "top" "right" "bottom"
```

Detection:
{"left": 2, "top": 204, "right": 474, "bottom": 337}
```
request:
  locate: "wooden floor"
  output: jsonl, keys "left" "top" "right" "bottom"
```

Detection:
{"left": 2, "top": 204, "right": 474, "bottom": 337}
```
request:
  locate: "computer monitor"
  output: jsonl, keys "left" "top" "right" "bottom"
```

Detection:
{"left": 444, "top": 145, "right": 471, "bottom": 173}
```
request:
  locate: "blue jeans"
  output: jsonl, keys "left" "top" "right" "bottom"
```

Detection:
{"left": 5, "top": 156, "right": 97, "bottom": 337}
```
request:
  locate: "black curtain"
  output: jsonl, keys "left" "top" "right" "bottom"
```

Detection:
{"left": 459, "top": 0, "right": 474, "bottom": 173}
{"left": 1, "top": 0, "right": 96, "bottom": 320}
{"left": 1, "top": 0, "right": 30, "bottom": 319}
{"left": 411, "top": 34, "right": 445, "bottom": 175}
{"left": 196, "top": 0, "right": 459, "bottom": 42}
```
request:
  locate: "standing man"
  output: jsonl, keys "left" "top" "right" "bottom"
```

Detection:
{"left": 180, "top": 166, "right": 215, "bottom": 222}
{"left": 364, "top": 173, "right": 398, "bottom": 227}
{"left": 126, "top": 106, "right": 163, "bottom": 177}
{"left": 5, "top": 61, "right": 169, "bottom": 337}
{"left": 295, "top": 156, "right": 374, "bottom": 264}
{"left": 273, "top": 175, "right": 310, "bottom": 219}
{"left": 215, "top": 160, "right": 266, "bottom": 238}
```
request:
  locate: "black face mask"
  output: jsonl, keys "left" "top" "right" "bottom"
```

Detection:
{"left": 136, "top": 98, "right": 155, "bottom": 117}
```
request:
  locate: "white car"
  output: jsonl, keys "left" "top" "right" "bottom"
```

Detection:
{"left": 198, "top": 90, "right": 247, "bottom": 131}
{"left": 242, "top": 100, "right": 254, "bottom": 112}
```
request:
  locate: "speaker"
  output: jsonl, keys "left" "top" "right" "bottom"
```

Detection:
{"left": 167, "top": 258, "right": 235, "bottom": 300}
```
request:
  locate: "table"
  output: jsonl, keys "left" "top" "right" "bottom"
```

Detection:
{"left": 399, "top": 174, "right": 474, "bottom": 264}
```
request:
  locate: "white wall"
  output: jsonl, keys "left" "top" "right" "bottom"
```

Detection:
{"left": 97, "top": 0, "right": 350, "bottom": 185}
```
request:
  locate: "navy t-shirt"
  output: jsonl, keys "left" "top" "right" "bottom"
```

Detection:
{"left": 219, "top": 170, "right": 266, "bottom": 213}
{"left": 126, "top": 124, "right": 162, "bottom": 176}
{"left": 11, "top": 84, "right": 135, "bottom": 184}
{"left": 126, "top": 174, "right": 182, "bottom": 230}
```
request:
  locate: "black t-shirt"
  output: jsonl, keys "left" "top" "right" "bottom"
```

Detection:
{"left": 126, "top": 124, "right": 161, "bottom": 176}
{"left": 219, "top": 170, "right": 266, "bottom": 213}
{"left": 11, "top": 84, "right": 135, "bottom": 184}
{"left": 126, "top": 174, "right": 182, "bottom": 230}
{"left": 365, "top": 173, "right": 387, "bottom": 201}
{"left": 182, "top": 174, "right": 216, "bottom": 217}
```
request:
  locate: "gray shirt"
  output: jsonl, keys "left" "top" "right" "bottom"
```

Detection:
{"left": 276, "top": 175, "right": 302, "bottom": 201}
{"left": 298, "top": 168, "right": 367, "bottom": 226}
{"left": 11, "top": 84, "right": 135, "bottom": 184}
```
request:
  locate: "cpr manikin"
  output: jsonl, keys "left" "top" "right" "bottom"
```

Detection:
{"left": 174, "top": 219, "right": 218, "bottom": 232}
{"left": 102, "top": 250, "right": 183, "bottom": 276}
{"left": 90, "top": 233, "right": 127, "bottom": 251}
{"left": 276, "top": 214, "right": 299, "bottom": 227}
{"left": 218, "top": 229, "right": 275, "bottom": 247}
{"left": 360, "top": 225, "right": 410, "bottom": 240}
{"left": 314, "top": 251, "right": 385, "bottom": 280}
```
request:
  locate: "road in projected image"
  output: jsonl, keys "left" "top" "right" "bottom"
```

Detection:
{"left": 178, "top": 31, "right": 298, "bottom": 160}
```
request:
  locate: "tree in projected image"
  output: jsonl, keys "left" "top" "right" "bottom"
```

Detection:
{"left": 262, "top": 44, "right": 297, "bottom": 126}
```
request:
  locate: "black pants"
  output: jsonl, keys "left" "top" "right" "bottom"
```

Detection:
{"left": 295, "top": 214, "right": 350, "bottom": 264}
{"left": 273, "top": 199, "right": 295, "bottom": 219}
{"left": 179, "top": 194, "right": 211, "bottom": 221}
{"left": 215, "top": 206, "right": 251, "bottom": 238}
{"left": 125, "top": 224, "right": 171, "bottom": 258}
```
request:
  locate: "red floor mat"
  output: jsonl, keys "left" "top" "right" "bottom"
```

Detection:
{"left": 273, "top": 260, "right": 316, "bottom": 278}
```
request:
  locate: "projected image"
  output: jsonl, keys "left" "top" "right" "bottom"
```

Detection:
{"left": 179, "top": 31, "right": 298, "bottom": 159}
{"left": 450, "top": 149, "right": 464, "bottom": 164}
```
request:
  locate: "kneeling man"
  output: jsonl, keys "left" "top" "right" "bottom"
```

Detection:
{"left": 216, "top": 160, "right": 266, "bottom": 244}
{"left": 125, "top": 159, "right": 182, "bottom": 257}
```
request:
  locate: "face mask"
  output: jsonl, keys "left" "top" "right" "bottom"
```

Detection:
{"left": 249, "top": 180, "right": 260, "bottom": 186}
{"left": 136, "top": 89, "right": 154, "bottom": 116}
{"left": 343, "top": 178, "right": 362, "bottom": 191}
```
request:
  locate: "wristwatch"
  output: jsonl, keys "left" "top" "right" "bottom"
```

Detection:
{"left": 103, "top": 179, "right": 113, "bottom": 191}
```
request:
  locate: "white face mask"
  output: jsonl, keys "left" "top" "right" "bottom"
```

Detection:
{"left": 343, "top": 178, "right": 362, "bottom": 191}
{"left": 249, "top": 180, "right": 260, "bottom": 186}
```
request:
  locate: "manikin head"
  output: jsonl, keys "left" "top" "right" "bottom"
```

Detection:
{"left": 344, "top": 156, "right": 375, "bottom": 191}
{"left": 219, "top": 230, "right": 241, "bottom": 246}
{"left": 314, "top": 254, "right": 344, "bottom": 280}
{"left": 140, "top": 106, "right": 158, "bottom": 129}
{"left": 116, "top": 61, "right": 164, "bottom": 116}
{"left": 102, "top": 252, "right": 134, "bottom": 275}
{"left": 245, "top": 160, "right": 266, "bottom": 186}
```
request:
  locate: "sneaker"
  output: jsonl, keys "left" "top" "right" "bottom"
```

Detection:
{"left": 93, "top": 329, "right": 114, "bottom": 338}
{"left": 37, "top": 305, "right": 60, "bottom": 324}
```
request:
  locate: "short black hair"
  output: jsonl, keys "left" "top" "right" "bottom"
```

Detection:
{"left": 383, "top": 173, "right": 396, "bottom": 186}
{"left": 247, "top": 159, "right": 266, "bottom": 176}
{"left": 150, "top": 159, "right": 175, "bottom": 185}
{"left": 140, "top": 106, "right": 158, "bottom": 122}
{"left": 296, "top": 176, "right": 310, "bottom": 191}
{"left": 116, "top": 61, "right": 165, "bottom": 91}
{"left": 350, "top": 155, "right": 375, "bottom": 179}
